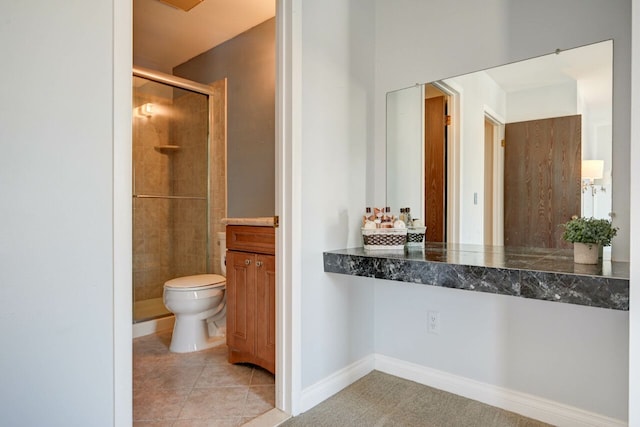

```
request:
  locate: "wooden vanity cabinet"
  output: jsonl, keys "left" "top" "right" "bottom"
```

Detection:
{"left": 225, "top": 225, "right": 276, "bottom": 374}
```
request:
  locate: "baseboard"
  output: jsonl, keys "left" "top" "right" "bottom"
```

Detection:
{"left": 299, "top": 354, "right": 375, "bottom": 413}
{"left": 375, "top": 354, "right": 626, "bottom": 427}
{"left": 132, "top": 315, "right": 175, "bottom": 338}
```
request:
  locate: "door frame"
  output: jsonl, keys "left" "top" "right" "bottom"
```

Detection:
{"left": 431, "top": 81, "right": 460, "bottom": 244}
{"left": 483, "top": 107, "right": 505, "bottom": 246}
{"left": 113, "top": 0, "right": 299, "bottom": 422}
{"left": 274, "top": 0, "right": 299, "bottom": 414}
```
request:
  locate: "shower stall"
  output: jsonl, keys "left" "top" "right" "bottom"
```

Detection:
{"left": 132, "top": 67, "right": 226, "bottom": 323}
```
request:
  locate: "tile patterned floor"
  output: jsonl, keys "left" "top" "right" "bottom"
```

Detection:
{"left": 133, "top": 330, "right": 275, "bottom": 426}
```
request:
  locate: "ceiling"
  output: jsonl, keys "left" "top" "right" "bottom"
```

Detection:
{"left": 133, "top": 0, "right": 276, "bottom": 73}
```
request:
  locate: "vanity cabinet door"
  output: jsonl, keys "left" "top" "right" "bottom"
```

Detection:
{"left": 226, "top": 250, "right": 257, "bottom": 360}
{"left": 255, "top": 254, "right": 276, "bottom": 373}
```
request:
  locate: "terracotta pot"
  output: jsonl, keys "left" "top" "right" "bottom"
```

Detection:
{"left": 573, "top": 242, "right": 600, "bottom": 264}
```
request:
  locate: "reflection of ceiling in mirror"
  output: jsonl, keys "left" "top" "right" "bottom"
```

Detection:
{"left": 482, "top": 41, "right": 612, "bottom": 111}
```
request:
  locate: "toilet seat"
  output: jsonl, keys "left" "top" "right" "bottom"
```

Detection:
{"left": 164, "top": 274, "right": 225, "bottom": 291}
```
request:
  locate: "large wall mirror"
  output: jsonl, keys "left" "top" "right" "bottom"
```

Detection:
{"left": 387, "top": 40, "right": 612, "bottom": 252}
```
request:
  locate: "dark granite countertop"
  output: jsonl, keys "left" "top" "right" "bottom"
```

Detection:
{"left": 323, "top": 243, "right": 629, "bottom": 310}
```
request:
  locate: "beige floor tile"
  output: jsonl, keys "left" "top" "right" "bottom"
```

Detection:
{"left": 250, "top": 367, "right": 275, "bottom": 385}
{"left": 173, "top": 346, "right": 227, "bottom": 367}
{"left": 194, "top": 363, "right": 253, "bottom": 388}
{"left": 143, "top": 363, "right": 205, "bottom": 390}
{"left": 133, "top": 331, "right": 275, "bottom": 425}
{"left": 133, "top": 387, "right": 191, "bottom": 421}
{"left": 243, "top": 385, "right": 276, "bottom": 417}
{"left": 133, "top": 332, "right": 175, "bottom": 366}
{"left": 133, "top": 363, "right": 158, "bottom": 390}
{"left": 171, "top": 416, "right": 244, "bottom": 427}
{"left": 202, "top": 345, "right": 230, "bottom": 366}
{"left": 179, "top": 387, "right": 249, "bottom": 419}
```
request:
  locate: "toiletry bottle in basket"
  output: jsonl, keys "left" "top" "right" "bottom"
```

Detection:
{"left": 383, "top": 207, "right": 396, "bottom": 228}
{"left": 363, "top": 207, "right": 373, "bottom": 226}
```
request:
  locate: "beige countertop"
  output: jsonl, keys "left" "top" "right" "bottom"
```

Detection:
{"left": 222, "top": 217, "right": 277, "bottom": 227}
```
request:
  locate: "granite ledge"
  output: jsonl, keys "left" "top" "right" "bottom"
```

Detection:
{"left": 323, "top": 244, "right": 629, "bottom": 311}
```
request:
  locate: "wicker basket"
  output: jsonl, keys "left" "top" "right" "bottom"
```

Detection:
{"left": 362, "top": 227, "right": 407, "bottom": 250}
{"left": 406, "top": 226, "right": 426, "bottom": 247}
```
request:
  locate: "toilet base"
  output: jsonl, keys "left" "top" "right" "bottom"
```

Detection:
{"left": 169, "top": 314, "right": 226, "bottom": 353}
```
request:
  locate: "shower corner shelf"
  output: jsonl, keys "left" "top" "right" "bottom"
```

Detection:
{"left": 154, "top": 145, "right": 181, "bottom": 153}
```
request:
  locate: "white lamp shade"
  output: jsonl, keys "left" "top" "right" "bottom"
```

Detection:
{"left": 582, "top": 160, "right": 604, "bottom": 180}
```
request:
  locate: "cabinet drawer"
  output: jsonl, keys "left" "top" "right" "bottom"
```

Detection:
{"left": 226, "top": 225, "right": 275, "bottom": 255}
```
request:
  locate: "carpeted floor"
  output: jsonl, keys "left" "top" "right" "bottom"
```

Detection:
{"left": 280, "top": 371, "right": 552, "bottom": 427}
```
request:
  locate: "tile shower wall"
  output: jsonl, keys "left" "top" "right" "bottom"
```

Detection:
{"left": 171, "top": 91, "right": 208, "bottom": 279}
{"left": 133, "top": 91, "right": 173, "bottom": 302}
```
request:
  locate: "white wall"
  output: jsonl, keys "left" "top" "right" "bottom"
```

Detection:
{"left": 375, "top": 282, "right": 629, "bottom": 419}
{"left": 373, "top": 0, "right": 631, "bottom": 420}
{"left": 506, "top": 81, "right": 578, "bottom": 122}
{"left": 0, "top": 0, "right": 130, "bottom": 425}
{"left": 298, "top": 0, "right": 376, "bottom": 391}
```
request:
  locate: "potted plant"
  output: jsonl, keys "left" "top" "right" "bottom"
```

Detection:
{"left": 561, "top": 216, "right": 618, "bottom": 264}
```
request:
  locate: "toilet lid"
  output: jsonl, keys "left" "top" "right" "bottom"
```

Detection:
{"left": 164, "top": 274, "right": 225, "bottom": 290}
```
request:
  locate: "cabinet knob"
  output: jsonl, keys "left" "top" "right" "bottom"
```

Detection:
{"left": 245, "top": 259, "right": 251, "bottom": 265}
{"left": 256, "top": 261, "right": 263, "bottom": 267}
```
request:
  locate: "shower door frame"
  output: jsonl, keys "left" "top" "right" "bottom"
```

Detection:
{"left": 133, "top": 66, "right": 217, "bottom": 98}
{"left": 132, "top": 66, "right": 217, "bottom": 322}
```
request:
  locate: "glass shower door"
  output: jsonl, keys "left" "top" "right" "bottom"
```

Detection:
{"left": 132, "top": 75, "right": 210, "bottom": 323}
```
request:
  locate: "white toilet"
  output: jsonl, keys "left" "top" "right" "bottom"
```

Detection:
{"left": 163, "top": 232, "right": 227, "bottom": 353}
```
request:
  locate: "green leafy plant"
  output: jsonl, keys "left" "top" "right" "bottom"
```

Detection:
{"left": 561, "top": 216, "right": 618, "bottom": 247}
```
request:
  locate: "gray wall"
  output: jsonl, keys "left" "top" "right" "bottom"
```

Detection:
{"left": 175, "top": 18, "right": 276, "bottom": 217}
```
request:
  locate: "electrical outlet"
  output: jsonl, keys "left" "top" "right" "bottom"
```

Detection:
{"left": 428, "top": 311, "right": 441, "bottom": 334}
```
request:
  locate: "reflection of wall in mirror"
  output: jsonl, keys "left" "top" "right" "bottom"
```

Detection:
{"left": 386, "top": 85, "right": 423, "bottom": 220}
{"left": 580, "top": 105, "right": 613, "bottom": 222}
{"left": 443, "top": 71, "right": 506, "bottom": 244}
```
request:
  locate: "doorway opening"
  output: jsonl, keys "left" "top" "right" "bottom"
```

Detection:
{"left": 424, "top": 84, "right": 448, "bottom": 243}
